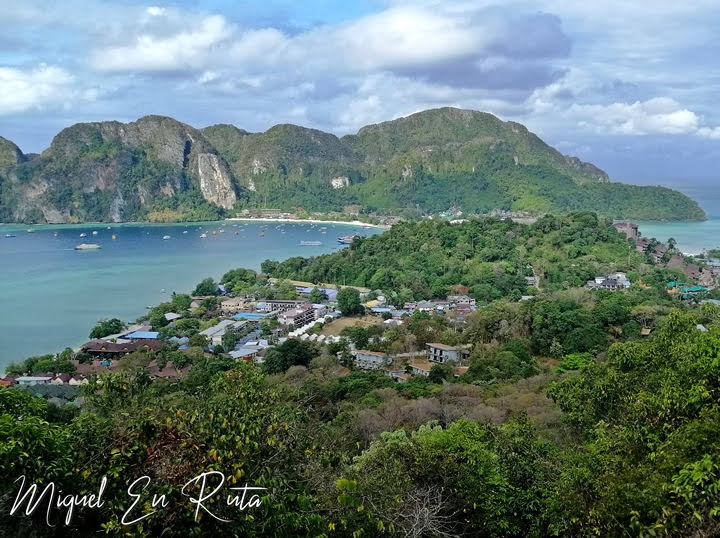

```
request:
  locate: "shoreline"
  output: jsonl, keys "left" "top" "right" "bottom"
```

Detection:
{"left": 226, "top": 217, "right": 389, "bottom": 228}
{"left": 0, "top": 218, "right": 390, "bottom": 229}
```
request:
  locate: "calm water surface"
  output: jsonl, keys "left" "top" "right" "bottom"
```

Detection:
{"left": 0, "top": 221, "right": 381, "bottom": 372}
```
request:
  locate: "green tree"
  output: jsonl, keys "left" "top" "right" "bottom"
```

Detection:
{"left": 337, "top": 287, "right": 363, "bottom": 316}
{"left": 262, "top": 339, "right": 318, "bottom": 374}
{"left": 192, "top": 277, "right": 218, "bottom": 296}
{"left": 308, "top": 286, "right": 328, "bottom": 303}
{"left": 89, "top": 318, "right": 126, "bottom": 339}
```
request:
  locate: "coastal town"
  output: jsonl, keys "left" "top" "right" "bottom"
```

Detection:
{"left": 4, "top": 217, "right": 720, "bottom": 407}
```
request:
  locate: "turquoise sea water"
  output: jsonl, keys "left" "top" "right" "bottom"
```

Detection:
{"left": 629, "top": 218, "right": 720, "bottom": 255}
{"left": 0, "top": 221, "right": 381, "bottom": 372}
{"left": 628, "top": 179, "right": 720, "bottom": 255}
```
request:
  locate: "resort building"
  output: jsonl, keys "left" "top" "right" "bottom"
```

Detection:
{"left": 353, "top": 350, "right": 391, "bottom": 370}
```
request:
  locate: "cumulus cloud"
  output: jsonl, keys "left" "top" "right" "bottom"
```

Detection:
{"left": 0, "top": 64, "right": 87, "bottom": 115}
{"left": 91, "top": 14, "right": 233, "bottom": 72}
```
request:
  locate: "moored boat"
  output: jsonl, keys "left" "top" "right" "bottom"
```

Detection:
{"left": 337, "top": 235, "right": 355, "bottom": 245}
{"left": 163, "top": 235, "right": 171, "bottom": 240}
{"left": 74, "top": 243, "right": 101, "bottom": 250}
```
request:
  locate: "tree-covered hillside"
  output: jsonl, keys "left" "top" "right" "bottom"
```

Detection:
{"left": 264, "top": 213, "right": 662, "bottom": 303}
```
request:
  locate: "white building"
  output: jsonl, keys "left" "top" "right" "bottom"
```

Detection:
{"left": 353, "top": 350, "right": 391, "bottom": 370}
{"left": 426, "top": 343, "right": 461, "bottom": 363}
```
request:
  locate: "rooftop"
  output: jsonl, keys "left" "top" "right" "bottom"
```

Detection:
{"left": 426, "top": 342, "right": 458, "bottom": 351}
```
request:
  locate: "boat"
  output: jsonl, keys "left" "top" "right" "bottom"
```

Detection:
{"left": 218, "top": 229, "right": 225, "bottom": 233}
{"left": 337, "top": 235, "right": 355, "bottom": 245}
{"left": 300, "top": 241, "right": 322, "bottom": 246}
{"left": 74, "top": 243, "right": 102, "bottom": 250}
{"left": 27, "top": 228, "right": 35, "bottom": 233}
{"left": 163, "top": 235, "right": 171, "bottom": 240}
{"left": 200, "top": 233, "right": 207, "bottom": 238}
{"left": 79, "top": 233, "right": 87, "bottom": 238}
{"left": 53, "top": 232, "right": 58, "bottom": 236}
{"left": 234, "top": 231, "right": 239, "bottom": 235}
{"left": 92, "top": 231, "right": 98, "bottom": 235}
{"left": 111, "top": 235, "right": 116, "bottom": 240}
{"left": 5, "top": 234, "right": 16, "bottom": 238}
{"left": 183, "top": 230, "right": 188, "bottom": 234}
{"left": 260, "top": 232, "right": 265, "bottom": 237}
{"left": 212, "top": 231, "right": 217, "bottom": 235}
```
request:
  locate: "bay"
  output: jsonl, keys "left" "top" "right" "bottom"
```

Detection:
{"left": 0, "top": 220, "right": 381, "bottom": 373}
{"left": 627, "top": 178, "right": 720, "bottom": 255}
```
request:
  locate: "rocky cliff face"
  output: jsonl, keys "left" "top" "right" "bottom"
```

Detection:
{"left": 196, "top": 153, "right": 236, "bottom": 209}
{"left": 0, "top": 116, "right": 237, "bottom": 223}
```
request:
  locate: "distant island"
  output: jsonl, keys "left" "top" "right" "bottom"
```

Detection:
{"left": 0, "top": 107, "right": 706, "bottom": 223}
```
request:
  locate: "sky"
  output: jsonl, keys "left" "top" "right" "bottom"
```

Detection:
{"left": 1, "top": 0, "right": 719, "bottom": 183}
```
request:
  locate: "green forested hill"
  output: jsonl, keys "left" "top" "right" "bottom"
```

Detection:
{"left": 0, "top": 108, "right": 706, "bottom": 223}
{"left": 263, "top": 213, "right": 672, "bottom": 303}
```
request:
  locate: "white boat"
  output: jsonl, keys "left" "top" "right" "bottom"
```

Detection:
{"left": 163, "top": 235, "right": 171, "bottom": 240}
{"left": 74, "top": 243, "right": 101, "bottom": 250}
{"left": 300, "top": 241, "right": 323, "bottom": 246}
{"left": 92, "top": 231, "right": 98, "bottom": 235}
{"left": 200, "top": 233, "right": 207, "bottom": 238}
{"left": 183, "top": 230, "right": 188, "bottom": 234}
{"left": 79, "top": 233, "right": 87, "bottom": 238}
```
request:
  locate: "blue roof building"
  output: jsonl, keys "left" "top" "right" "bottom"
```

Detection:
{"left": 127, "top": 331, "right": 160, "bottom": 340}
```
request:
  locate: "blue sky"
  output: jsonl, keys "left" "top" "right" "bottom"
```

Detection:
{"left": 1, "top": 0, "right": 720, "bottom": 183}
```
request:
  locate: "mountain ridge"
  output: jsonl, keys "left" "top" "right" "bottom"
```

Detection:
{"left": 0, "top": 108, "right": 706, "bottom": 223}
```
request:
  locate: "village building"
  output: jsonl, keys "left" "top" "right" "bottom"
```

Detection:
{"left": 80, "top": 339, "right": 163, "bottom": 358}
{"left": 50, "top": 374, "right": 72, "bottom": 385}
{"left": 353, "top": 350, "right": 391, "bottom": 370}
{"left": 263, "top": 299, "right": 311, "bottom": 313}
{"left": 446, "top": 295, "right": 476, "bottom": 306}
{"left": 407, "top": 358, "right": 433, "bottom": 376}
{"left": 199, "top": 320, "right": 247, "bottom": 346}
{"left": 220, "top": 297, "right": 247, "bottom": 313}
{"left": 612, "top": 222, "right": 640, "bottom": 241}
{"left": 278, "top": 304, "right": 316, "bottom": 328}
{"left": 69, "top": 375, "right": 89, "bottom": 386}
{"left": 15, "top": 376, "right": 53, "bottom": 386}
{"left": 426, "top": 343, "right": 463, "bottom": 363}
{"left": 164, "top": 312, "right": 183, "bottom": 322}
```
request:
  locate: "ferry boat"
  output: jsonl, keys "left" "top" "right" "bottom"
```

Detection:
{"left": 337, "top": 235, "right": 355, "bottom": 245}
{"left": 74, "top": 243, "right": 102, "bottom": 250}
{"left": 300, "top": 240, "right": 323, "bottom": 246}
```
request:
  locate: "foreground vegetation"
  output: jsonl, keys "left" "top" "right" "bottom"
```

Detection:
{"left": 2, "top": 214, "right": 719, "bottom": 536}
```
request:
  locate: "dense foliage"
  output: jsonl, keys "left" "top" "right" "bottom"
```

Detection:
{"left": 265, "top": 213, "right": 669, "bottom": 304}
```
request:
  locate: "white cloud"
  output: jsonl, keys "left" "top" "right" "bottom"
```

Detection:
{"left": 146, "top": 6, "right": 165, "bottom": 17}
{"left": 92, "top": 15, "right": 233, "bottom": 72}
{"left": 0, "top": 64, "right": 85, "bottom": 115}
